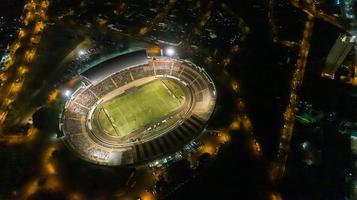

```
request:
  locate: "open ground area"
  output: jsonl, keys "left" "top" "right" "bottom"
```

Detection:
{"left": 98, "top": 78, "right": 185, "bottom": 136}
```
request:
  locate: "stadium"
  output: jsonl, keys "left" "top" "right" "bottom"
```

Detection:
{"left": 59, "top": 50, "right": 216, "bottom": 166}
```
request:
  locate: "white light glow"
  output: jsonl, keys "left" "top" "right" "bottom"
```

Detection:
{"left": 78, "top": 50, "right": 86, "bottom": 56}
{"left": 64, "top": 90, "right": 71, "bottom": 97}
{"left": 165, "top": 47, "right": 175, "bottom": 57}
{"left": 50, "top": 132, "right": 58, "bottom": 141}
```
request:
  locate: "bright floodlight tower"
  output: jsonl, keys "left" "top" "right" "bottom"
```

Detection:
{"left": 59, "top": 49, "right": 216, "bottom": 166}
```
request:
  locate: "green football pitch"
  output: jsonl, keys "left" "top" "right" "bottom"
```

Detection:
{"left": 98, "top": 79, "right": 186, "bottom": 136}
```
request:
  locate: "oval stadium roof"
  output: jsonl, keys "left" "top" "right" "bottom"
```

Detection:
{"left": 81, "top": 50, "right": 149, "bottom": 85}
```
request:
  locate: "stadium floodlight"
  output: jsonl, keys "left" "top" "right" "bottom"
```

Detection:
{"left": 165, "top": 47, "right": 175, "bottom": 57}
{"left": 78, "top": 49, "right": 86, "bottom": 56}
{"left": 50, "top": 132, "right": 58, "bottom": 141}
{"left": 63, "top": 90, "right": 71, "bottom": 97}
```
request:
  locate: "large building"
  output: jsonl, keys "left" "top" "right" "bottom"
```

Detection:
{"left": 59, "top": 50, "right": 216, "bottom": 166}
{"left": 322, "top": 34, "right": 356, "bottom": 79}
{"left": 322, "top": 0, "right": 357, "bottom": 80}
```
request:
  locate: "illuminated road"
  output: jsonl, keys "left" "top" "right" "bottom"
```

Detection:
{"left": 139, "top": 0, "right": 177, "bottom": 36}
{"left": 268, "top": 0, "right": 298, "bottom": 49}
{"left": 20, "top": 145, "right": 62, "bottom": 200}
{"left": 181, "top": 1, "right": 213, "bottom": 49}
{"left": 0, "top": 126, "right": 38, "bottom": 145}
{"left": 220, "top": 3, "right": 251, "bottom": 67}
{"left": 0, "top": 0, "right": 49, "bottom": 128}
{"left": 290, "top": 0, "right": 345, "bottom": 30}
{"left": 271, "top": 6, "right": 315, "bottom": 181}
{"left": 193, "top": 1, "right": 213, "bottom": 35}
{"left": 215, "top": 4, "right": 263, "bottom": 158}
